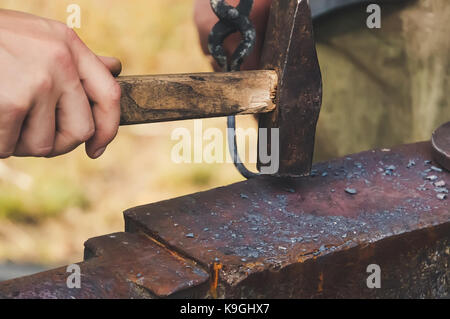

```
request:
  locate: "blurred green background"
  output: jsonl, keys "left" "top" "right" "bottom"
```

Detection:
{"left": 0, "top": 0, "right": 448, "bottom": 268}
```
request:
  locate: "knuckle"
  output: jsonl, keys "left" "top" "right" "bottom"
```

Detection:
{"left": 53, "top": 21, "right": 75, "bottom": 40}
{"left": 50, "top": 42, "right": 73, "bottom": 68}
{"left": 33, "top": 73, "right": 53, "bottom": 93}
{"left": 53, "top": 21, "right": 68, "bottom": 33}
{"left": 62, "top": 24, "right": 80, "bottom": 43}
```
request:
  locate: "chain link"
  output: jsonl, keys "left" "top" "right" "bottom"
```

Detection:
{"left": 208, "top": 0, "right": 259, "bottom": 179}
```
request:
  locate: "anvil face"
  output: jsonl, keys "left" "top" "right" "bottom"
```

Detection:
{"left": 1, "top": 142, "right": 448, "bottom": 299}
{"left": 124, "top": 142, "right": 449, "bottom": 298}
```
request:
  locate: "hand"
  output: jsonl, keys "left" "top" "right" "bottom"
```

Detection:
{"left": 194, "top": 0, "right": 272, "bottom": 71}
{"left": 0, "top": 9, "right": 122, "bottom": 159}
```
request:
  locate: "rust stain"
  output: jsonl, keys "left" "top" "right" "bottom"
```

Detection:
{"left": 297, "top": 256, "right": 307, "bottom": 263}
{"left": 210, "top": 262, "right": 223, "bottom": 299}
{"left": 242, "top": 262, "right": 265, "bottom": 270}
{"left": 318, "top": 272, "right": 324, "bottom": 293}
{"left": 142, "top": 233, "right": 193, "bottom": 265}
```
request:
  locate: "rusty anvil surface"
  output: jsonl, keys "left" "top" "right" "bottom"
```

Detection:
{"left": 0, "top": 142, "right": 448, "bottom": 298}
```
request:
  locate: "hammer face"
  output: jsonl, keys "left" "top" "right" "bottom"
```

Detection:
{"left": 258, "top": 0, "right": 323, "bottom": 177}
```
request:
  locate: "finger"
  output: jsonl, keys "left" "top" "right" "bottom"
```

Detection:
{"left": 67, "top": 30, "right": 121, "bottom": 159}
{"left": 48, "top": 81, "right": 94, "bottom": 157}
{"left": 14, "top": 94, "right": 56, "bottom": 157}
{"left": 0, "top": 102, "right": 27, "bottom": 158}
{"left": 97, "top": 55, "right": 122, "bottom": 77}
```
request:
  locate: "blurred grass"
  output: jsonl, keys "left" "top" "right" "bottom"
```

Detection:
{"left": 0, "top": 178, "right": 89, "bottom": 223}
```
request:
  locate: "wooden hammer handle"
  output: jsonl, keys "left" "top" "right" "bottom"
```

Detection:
{"left": 118, "top": 70, "right": 277, "bottom": 125}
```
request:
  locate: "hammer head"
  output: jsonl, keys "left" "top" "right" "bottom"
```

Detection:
{"left": 258, "top": 0, "right": 322, "bottom": 177}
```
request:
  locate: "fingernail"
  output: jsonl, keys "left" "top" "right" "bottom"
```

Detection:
{"left": 93, "top": 147, "right": 106, "bottom": 159}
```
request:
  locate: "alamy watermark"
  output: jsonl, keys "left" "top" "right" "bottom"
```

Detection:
{"left": 66, "top": 264, "right": 81, "bottom": 289}
{"left": 171, "top": 120, "right": 279, "bottom": 175}
{"left": 366, "top": 264, "right": 381, "bottom": 289}
{"left": 66, "top": 4, "right": 81, "bottom": 29}
{"left": 366, "top": 4, "right": 381, "bottom": 29}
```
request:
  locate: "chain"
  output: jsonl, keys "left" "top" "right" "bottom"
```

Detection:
{"left": 208, "top": 0, "right": 259, "bottom": 179}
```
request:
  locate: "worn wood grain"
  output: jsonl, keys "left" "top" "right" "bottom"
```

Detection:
{"left": 118, "top": 70, "right": 278, "bottom": 125}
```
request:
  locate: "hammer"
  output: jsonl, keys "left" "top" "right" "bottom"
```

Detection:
{"left": 117, "top": 0, "right": 322, "bottom": 178}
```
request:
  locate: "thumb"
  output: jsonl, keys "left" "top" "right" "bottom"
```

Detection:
{"left": 97, "top": 55, "right": 122, "bottom": 77}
